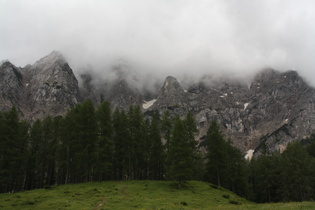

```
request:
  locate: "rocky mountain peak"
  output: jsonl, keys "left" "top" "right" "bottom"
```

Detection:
{"left": 161, "top": 76, "right": 185, "bottom": 94}
{"left": 254, "top": 68, "right": 279, "bottom": 81}
{"left": 0, "top": 51, "right": 81, "bottom": 120}
{"left": 1, "top": 60, "right": 13, "bottom": 68}
{"left": 24, "top": 52, "right": 81, "bottom": 120}
{"left": 150, "top": 76, "right": 188, "bottom": 115}
{"left": 33, "top": 51, "right": 66, "bottom": 66}
{"left": 0, "top": 61, "right": 24, "bottom": 112}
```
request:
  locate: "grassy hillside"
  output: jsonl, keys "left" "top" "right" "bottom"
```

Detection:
{"left": 0, "top": 180, "right": 314, "bottom": 209}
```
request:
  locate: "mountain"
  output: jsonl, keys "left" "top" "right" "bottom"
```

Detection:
{"left": 1, "top": 51, "right": 315, "bottom": 155}
{"left": 0, "top": 51, "right": 81, "bottom": 121}
{"left": 145, "top": 69, "right": 315, "bottom": 154}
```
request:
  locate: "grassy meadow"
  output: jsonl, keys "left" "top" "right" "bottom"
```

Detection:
{"left": 0, "top": 180, "right": 314, "bottom": 209}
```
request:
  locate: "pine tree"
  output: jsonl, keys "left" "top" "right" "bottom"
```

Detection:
{"left": 127, "top": 105, "right": 147, "bottom": 179}
{"left": 161, "top": 110, "right": 173, "bottom": 151}
{"left": 205, "top": 120, "right": 248, "bottom": 196}
{"left": 77, "top": 100, "right": 97, "bottom": 182}
{"left": 0, "top": 107, "right": 29, "bottom": 192}
{"left": 112, "top": 108, "right": 130, "bottom": 180}
{"left": 95, "top": 101, "right": 114, "bottom": 181}
{"left": 26, "top": 119, "right": 43, "bottom": 189}
{"left": 41, "top": 116, "right": 57, "bottom": 186}
{"left": 225, "top": 139, "right": 248, "bottom": 196}
{"left": 166, "top": 116, "right": 194, "bottom": 187}
{"left": 56, "top": 113, "right": 74, "bottom": 184}
{"left": 205, "top": 120, "right": 228, "bottom": 186}
{"left": 148, "top": 113, "right": 165, "bottom": 180}
{"left": 15, "top": 120, "right": 30, "bottom": 191}
{"left": 248, "top": 153, "right": 281, "bottom": 202}
{"left": 183, "top": 112, "right": 202, "bottom": 180}
{"left": 278, "top": 142, "right": 313, "bottom": 201}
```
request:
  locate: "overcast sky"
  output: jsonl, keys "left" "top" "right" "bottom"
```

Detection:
{"left": 0, "top": 0, "right": 315, "bottom": 85}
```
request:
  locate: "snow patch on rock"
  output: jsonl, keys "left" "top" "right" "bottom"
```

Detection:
{"left": 220, "top": 93, "right": 228, "bottom": 98}
{"left": 244, "top": 103, "right": 249, "bottom": 110}
{"left": 245, "top": 149, "right": 255, "bottom": 160}
{"left": 142, "top": 99, "right": 157, "bottom": 109}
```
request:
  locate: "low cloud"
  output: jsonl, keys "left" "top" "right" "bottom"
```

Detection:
{"left": 1, "top": 0, "right": 315, "bottom": 85}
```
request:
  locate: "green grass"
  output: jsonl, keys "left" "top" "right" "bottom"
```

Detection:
{"left": 0, "top": 180, "right": 314, "bottom": 209}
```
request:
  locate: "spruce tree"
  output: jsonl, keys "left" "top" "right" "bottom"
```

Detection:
{"left": 127, "top": 105, "right": 147, "bottom": 179}
{"left": 205, "top": 120, "right": 228, "bottom": 186}
{"left": 148, "top": 113, "right": 165, "bottom": 180}
{"left": 205, "top": 120, "right": 248, "bottom": 196}
{"left": 26, "top": 119, "right": 43, "bottom": 189}
{"left": 183, "top": 112, "right": 202, "bottom": 180}
{"left": 249, "top": 153, "right": 281, "bottom": 203}
{"left": 112, "top": 108, "right": 130, "bottom": 180}
{"left": 161, "top": 110, "right": 173, "bottom": 151}
{"left": 0, "top": 107, "right": 29, "bottom": 192}
{"left": 96, "top": 101, "right": 114, "bottom": 181}
{"left": 77, "top": 100, "right": 97, "bottom": 182}
{"left": 41, "top": 116, "right": 57, "bottom": 186}
{"left": 166, "top": 116, "right": 194, "bottom": 187}
{"left": 278, "top": 142, "right": 313, "bottom": 201}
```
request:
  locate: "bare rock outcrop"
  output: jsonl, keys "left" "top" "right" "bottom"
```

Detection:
{"left": 0, "top": 51, "right": 81, "bottom": 121}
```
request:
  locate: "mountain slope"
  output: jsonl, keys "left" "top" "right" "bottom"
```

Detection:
{"left": 146, "top": 69, "right": 315, "bottom": 154}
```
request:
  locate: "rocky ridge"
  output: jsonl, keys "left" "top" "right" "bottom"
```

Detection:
{"left": 0, "top": 51, "right": 81, "bottom": 120}
{"left": 1, "top": 51, "right": 315, "bottom": 155}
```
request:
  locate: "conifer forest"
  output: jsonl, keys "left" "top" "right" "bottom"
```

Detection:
{"left": 1, "top": 100, "right": 315, "bottom": 203}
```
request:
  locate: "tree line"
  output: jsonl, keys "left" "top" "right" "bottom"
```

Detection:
{"left": 1, "top": 100, "right": 315, "bottom": 203}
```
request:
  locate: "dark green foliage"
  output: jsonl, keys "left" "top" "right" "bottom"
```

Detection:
{"left": 160, "top": 110, "right": 172, "bottom": 151}
{"left": 278, "top": 142, "right": 313, "bottom": 201}
{"left": 305, "top": 134, "right": 315, "bottom": 158}
{"left": 205, "top": 120, "right": 228, "bottom": 186}
{"left": 205, "top": 120, "right": 248, "bottom": 196}
{"left": 95, "top": 101, "right": 113, "bottom": 181}
{"left": 166, "top": 116, "right": 195, "bottom": 187}
{"left": 56, "top": 100, "right": 97, "bottom": 184}
{"left": 248, "top": 153, "right": 281, "bottom": 202}
{"left": 0, "top": 107, "right": 29, "bottom": 192}
{"left": 148, "top": 114, "right": 165, "bottom": 180}
{"left": 127, "top": 105, "right": 148, "bottom": 180}
{"left": 112, "top": 108, "right": 130, "bottom": 180}
{"left": 249, "top": 142, "right": 315, "bottom": 203}
{"left": 183, "top": 112, "right": 203, "bottom": 180}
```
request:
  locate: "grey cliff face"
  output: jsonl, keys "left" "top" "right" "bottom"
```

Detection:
{"left": 0, "top": 61, "right": 24, "bottom": 113}
{"left": 249, "top": 70, "right": 315, "bottom": 154}
{"left": 147, "top": 69, "right": 315, "bottom": 154}
{"left": 0, "top": 51, "right": 81, "bottom": 121}
{"left": 24, "top": 51, "right": 81, "bottom": 120}
{"left": 151, "top": 76, "right": 189, "bottom": 115}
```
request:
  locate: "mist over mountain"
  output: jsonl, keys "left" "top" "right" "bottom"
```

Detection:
{"left": 1, "top": 0, "right": 315, "bottom": 86}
